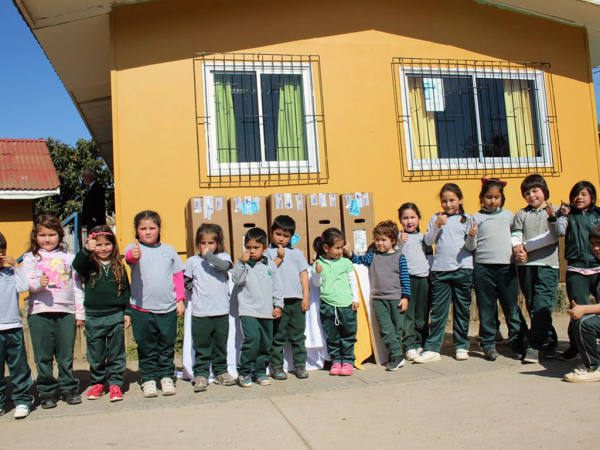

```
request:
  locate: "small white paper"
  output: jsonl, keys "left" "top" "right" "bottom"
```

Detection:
{"left": 296, "top": 194, "right": 304, "bottom": 211}
{"left": 204, "top": 196, "right": 214, "bottom": 220}
{"left": 193, "top": 198, "right": 202, "bottom": 213}
{"left": 234, "top": 197, "right": 241, "bottom": 213}
{"left": 355, "top": 192, "right": 363, "bottom": 208}
{"left": 284, "top": 193, "right": 293, "bottom": 210}
{"left": 345, "top": 194, "right": 352, "bottom": 208}
{"left": 353, "top": 229, "right": 368, "bottom": 254}
{"left": 275, "top": 193, "right": 284, "bottom": 210}
{"left": 329, "top": 194, "right": 337, "bottom": 207}
{"left": 310, "top": 194, "right": 318, "bottom": 206}
{"left": 215, "top": 197, "right": 223, "bottom": 211}
{"left": 362, "top": 193, "right": 369, "bottom": 206}
{"left": 319, "top": 193, "right": 327, "bottom": 207}
{"left": 423, "top": 78, "right": 445, "bottom": 112}
{"left": 253, "top": 197, "right": 261, "bottom": 211}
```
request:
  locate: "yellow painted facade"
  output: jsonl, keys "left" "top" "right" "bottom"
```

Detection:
{"left": 110, "top": 0, "right": 600, "bottom": 255}
{"left": 0, "top": 200, "right": 33, "bottom": 256}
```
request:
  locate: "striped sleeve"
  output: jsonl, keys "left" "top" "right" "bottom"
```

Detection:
{"left": 399, "top": 254, "right": 411, "bottom": 299}
{"left": 350, "top": 252, "right": 374, "bottom": 267}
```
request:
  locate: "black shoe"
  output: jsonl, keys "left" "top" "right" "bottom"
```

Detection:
{"left": 61, "top": 391, "right": 82, "bottom": 405}
{"left": 483, "top": 347, "right": 500, "bottom": 361}
{"left": 272, "top": 368, "right": 288, "bottom": 380}
{"left": 541, "top": 347, "right": 558, "bottom": 360}
{"left": 512, "top": 349, "right": 525, "bottom": 361}
{"left": 295, "top": 366, "right": 309, "bottom": 379}
{"left": 40, "top": 395, "right": 57, "bottom": 409}
{"left": 559, "top": 346, "right": 579, "bottom": 362}
{"left": 523, "top": 348, "right": 539, "bottom": 364}
{"left": 385, "top": 357, "right": 406, "bottom": 371}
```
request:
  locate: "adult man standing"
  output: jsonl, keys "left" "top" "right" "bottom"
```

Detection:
{"left": 82, "top": 169, "right": 106, "bottom": 232}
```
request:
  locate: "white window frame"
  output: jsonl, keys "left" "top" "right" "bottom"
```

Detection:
{"left": 203, "top": 62, "right": 320, "bottom": 176}
{"left": 398, "top": 67, "right": 553, "bottom": 172}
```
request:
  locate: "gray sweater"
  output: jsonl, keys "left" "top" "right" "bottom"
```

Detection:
{"left": 397, "top": 232, "right": 432, "bottom": 277}
{"left": 0, "top": 266, "right": 29, "bottom": 326}
{"left": 511, "top": 205, "right": 559, "bottom": 267}
{"left": 467, "top": 208, "right": 514, "bottom": 264}
{"left": 425, "top": 213, "right": 474, "bottom": 272}
{"left": 232, "top": 258, "right": 284, "bottom": 319}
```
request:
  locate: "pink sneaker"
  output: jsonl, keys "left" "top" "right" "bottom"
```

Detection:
{"left": 329, "top": 362, "right": 342, "bottom": 375}
{"left": 87, "top": 384, "right": 104, "bottom": 400}
{"left": 339, "top": 363, "right": 354, "bottom": 376}
{"left": 109, "top": 385, "right": 123, "bottom": 402}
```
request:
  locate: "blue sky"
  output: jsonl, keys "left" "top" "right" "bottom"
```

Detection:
{"left": 1, "top": 1, "right": 600, "bottom": 146}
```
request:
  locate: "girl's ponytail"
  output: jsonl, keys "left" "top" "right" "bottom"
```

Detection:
{"left": 459, "top": 204, "right": 467, "bottom": 223}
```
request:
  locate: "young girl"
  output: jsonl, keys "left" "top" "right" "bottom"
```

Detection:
{"left": 312, "top": 228, "right": 359, "bottom": 376}
{"left": 414, "top": 184, "right": 474, "bottom": 363}
{"left": 468, "top": 178, "right": 527, "bottom": 361}
{"left": 125, "top": 211, "right": 185, "bottom": 398}
{"left": 183, "top": 223, "right": 235, "bottom": 392}
{"left": 397, "top": 203, "right": 432, "bottom": 361}
{"left": 557, "top": 181, "right": 600, "bottom": 362}
{"left": 23, "top": 214, "right": 84, "bottom": 409}
{"left": 73, "top": 225, "right": 131, "bottom": 402}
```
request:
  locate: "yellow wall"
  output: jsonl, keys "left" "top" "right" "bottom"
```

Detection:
{"left": 110, "top": 0, "right": 600, "bottom": 254}
{"left": 0, "top": 200, "right": 33, "bottom": 257}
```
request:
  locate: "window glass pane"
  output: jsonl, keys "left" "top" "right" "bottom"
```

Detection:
{"left": 477, "top": 78, "right": 510, "bottom": 158}
{"left": 261, "top": 74, "right": 308, "bottom": 162}
{"left": 214, "top": 72, "right": 260, "bottom": 163}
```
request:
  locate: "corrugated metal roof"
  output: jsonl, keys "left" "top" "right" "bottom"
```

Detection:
{"left": 0, "top": 139, "right": 60, "bottom": 191}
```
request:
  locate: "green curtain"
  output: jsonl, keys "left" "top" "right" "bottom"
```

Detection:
{"left": 277, "top": 76, "right": 307, "bottom": 161}
{"left": 214, "top": 75, "right": 238, "bottom": 163}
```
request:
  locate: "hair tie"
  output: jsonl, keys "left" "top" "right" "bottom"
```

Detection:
{"left": 481, "top": 176, "right": 507, "bottom": 187}
{"left": 89, "top": 231, "right": 113, "bottom": 239}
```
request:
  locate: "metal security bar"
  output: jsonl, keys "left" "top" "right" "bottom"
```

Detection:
{"left": 193, "top": 53, "right": 329, "bottom": 187}
{"left": 392, "top": 58, "right": 561, "bottom": 181}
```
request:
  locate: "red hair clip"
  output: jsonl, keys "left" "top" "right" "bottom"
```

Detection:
{"left": 481, "top": 176, "right": 507, "bottom": 187}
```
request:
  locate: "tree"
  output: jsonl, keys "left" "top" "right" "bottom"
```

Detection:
{"left": 35, "top": 138, "right": 114, "bottom": 220}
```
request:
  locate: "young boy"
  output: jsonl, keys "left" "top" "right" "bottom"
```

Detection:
{"left": 0, "top": 232, "right": 34, "bottom": 419}
{"left": 345, "top": 221, "right": 411, "bottom": 371}
{"left": 232, "top": 228, "right": 283, "bottom": 387}
{"left": 564, "top": 224, "right": 600, "bottom": 382}
{"left": 511, "top": 174, "right": 560, "bottom": 363}
{"left": 266, "top": 215, "right": 310, "bottom": 380}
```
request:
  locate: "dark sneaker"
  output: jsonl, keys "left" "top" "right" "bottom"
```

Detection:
{"left": 385, "top": 357, "right": 406, "bottom": 371}
{"left": 272, "top": 368, "right": 288, "bottom": 380}
{"left": 541, "top": 348, "right": 558, "bottom": 360}
{"left": 483, "top": 347, "right": 500, "bottom": 361}
{"left": 295, "top": 366, "right": 309, "bottom": 379}
{"left": 512, "top": 348, "right": 525, "bottom": 360}
{"left": 523, "top": 348, "right": 539, "bottom": 364}
{"left": 40, "top": 395, "right": 57, "bottom": 409}
{"left": 61, "top": 391, "right": 82, "bottom": 405}
{"left": 559, "top": 346, "right": 579, "bottom": 362}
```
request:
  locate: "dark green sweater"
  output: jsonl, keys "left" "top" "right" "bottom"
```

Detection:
{"left": 73, "top": 248, "right": 131, "bottom": 316}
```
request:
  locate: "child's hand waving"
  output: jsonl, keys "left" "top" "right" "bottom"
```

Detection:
{"left": 434, "top": 211, "right": 447, "bottom": 228}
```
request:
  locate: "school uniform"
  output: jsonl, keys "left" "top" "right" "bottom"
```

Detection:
{"left": 351, "top": 251, "right": 411, "bottom": 359}
{"left": 73, "top": 248, "right": 131, "bottom": 387}
{"left": 398, "top": 232, "right": 432, "bottom": 352}
{"left": 232, "top": 257, "right": 283, "bottom": 379}
{"left": 512, "top": 204, "right": 560, "bottom": 351}
{"left": 467, "top": 208, "right": 527, "bottom": 352}
{"left": 184, "top": 251, "right": 232, "bottom": 379}
{"left": 423, "top": 213, "right": 474, "bottom": 352}
{"left": 0, "top": 266, "right": 33, "bottom": 411}
{"left": 266, "top": 245, "right": 310, "bottom": 370}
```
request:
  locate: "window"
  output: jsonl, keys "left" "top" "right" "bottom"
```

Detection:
{"left": 393, "top": 58, "right": 560, "bottom": 179}
{"left": 194, "top": 53, "right": 327, "bottom": 185}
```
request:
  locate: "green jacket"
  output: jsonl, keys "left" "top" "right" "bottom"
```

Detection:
{"left": 73, "top": 248, "right": 131, "bottom": 316}
{"left": 558, "top": 206, "right": 600, "bottom": 269}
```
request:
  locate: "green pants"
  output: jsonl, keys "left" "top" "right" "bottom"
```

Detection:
{"left": 403, "top": 276, "right": 430, "bottom": 352}
{"left": 0, "top": 328, "right": 33, "bottom": 410}
{"left": 517, "top": 266, "right": 558, "bottom": 351}
{"left": 572, "top": 314, "right": 600, "bottom": 370}
{"left": 130, "top": 308, "right": 177, "bottom": 383}
{"left": 373, "top": 299, "right": 405, "bottom": 359}
{"left": 474, "top": 264, "right": 527, "bottom": 351}
{"left": 85, "top": 312, "right": 126, "bottom": 387}
{"left": 425, "top": 269, "right": 473, "bottom": 352}
{"left": 191, "top": 315, "right": 229, "bottom": 378}
{"left": 28, "top": 313, "right": 78, "bottom": 396}
{"left": 320, "top": 302, "right": 357, "bottom": 364}
{"left": 566, "top": 271, "right": 600, "bottom": 348}
{"left": 238, "top": 316, "right": 273, "bottom": 378}
{"left": 271, "top": 299, "right": 307, "bottom": 368}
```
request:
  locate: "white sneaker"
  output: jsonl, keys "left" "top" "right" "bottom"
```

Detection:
{"left": 405, "top": 349, "right": 419, "bottom": 361}
{"left": 455, "top": 349, "right": 469, "bottom": 361}
{"left": 564, "top": 364, "right": 600, "bottom": 383}
{"left": 13, "top": 405, "right": 29, "bottom": 419}
{"left": 413, "top": 351, "right": 441, "bottom": 364}
{"left": 160, "top": 377, "right": 176, "bottom": 396}
{"left": 141, "top": 380, "right": 158, "bottom": 398}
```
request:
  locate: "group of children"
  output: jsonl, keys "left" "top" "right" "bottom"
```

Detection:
{"left": 2, "top": 173, "right": 600, "bottom": 420}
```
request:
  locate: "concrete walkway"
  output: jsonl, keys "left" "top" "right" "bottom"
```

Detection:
{"left": 1, "top": 316, "right": 598, "bottom": 449}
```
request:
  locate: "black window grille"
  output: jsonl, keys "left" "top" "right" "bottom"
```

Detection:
{"left": 193, "top": 53, "right": 329, "bottom": 187}
{"left": 392, "top": 58, "right": 561, "bottom": 181}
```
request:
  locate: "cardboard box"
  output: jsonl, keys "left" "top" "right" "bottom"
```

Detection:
{"left": 184, "top": 196, "right": 230, "bottom": 258}
{"left": 306, "top": 193, "right": 342, "bottom": 262}
{"left": 228, "top": 196, "right": 268, "bottom": 261}
{"left": 267, "top": 194, "right": 308, "bottom": 260}
{"left": 341, "top": 192, "right": 375, "bottom": 256}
